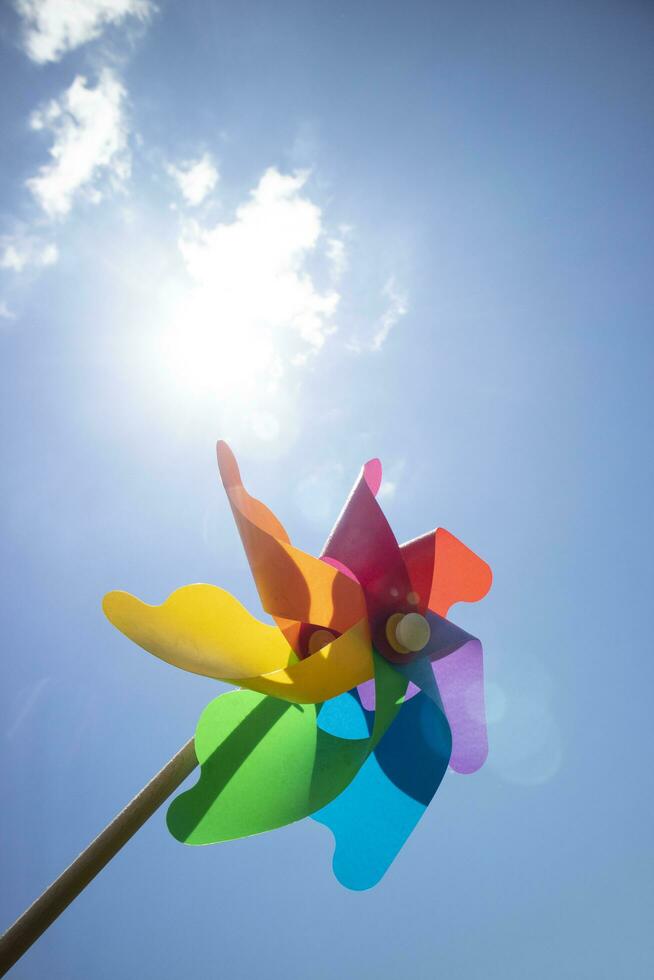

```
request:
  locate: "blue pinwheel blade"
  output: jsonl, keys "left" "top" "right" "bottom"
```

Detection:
{"left": 312, "top": 683, "right": 452, "bottom": 890}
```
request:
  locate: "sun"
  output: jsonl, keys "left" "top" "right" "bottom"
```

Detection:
{"left": 159, "top": 286, "right": 283, "bottom": 405}
{"left": 152, "top": 281, "right": 299, "bottom": 450}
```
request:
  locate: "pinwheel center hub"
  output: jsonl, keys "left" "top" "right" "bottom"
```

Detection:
{"left": 386, "top": 612, "right": 431, "bottom": 654}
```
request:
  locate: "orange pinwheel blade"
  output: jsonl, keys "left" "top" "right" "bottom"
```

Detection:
{"left": 217, "top": 441, "right": 367, "bottom": 635}
{"left": 401, "top": 527, "right": 492, "bottom": 617}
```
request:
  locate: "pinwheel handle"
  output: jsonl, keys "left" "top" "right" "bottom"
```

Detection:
{"left": 0, "top": 738, "right": 198, "bottom": 977}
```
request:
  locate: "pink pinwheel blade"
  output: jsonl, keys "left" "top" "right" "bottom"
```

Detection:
{"left": 321, "top": 459, "right": 413, "bottom": 632}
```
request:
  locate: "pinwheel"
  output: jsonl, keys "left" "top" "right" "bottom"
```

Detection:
{"left": 0, "top": 442, "right": 495, "bottom": 977}
{"left": 103, "top": 441, "right": 492, "bottom": 890}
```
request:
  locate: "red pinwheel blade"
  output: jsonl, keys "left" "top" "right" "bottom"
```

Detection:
{"left": 320, "top": 458, "right": 417, "bottom": 658}
{"left": 401, "top": 527, "right": 492, "bottom": 618}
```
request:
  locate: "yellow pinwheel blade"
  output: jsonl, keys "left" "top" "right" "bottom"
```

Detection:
{"left": 234, "top": 617, "right": 374, "bottom": 704}
{"left": 103, "top": 585, "right": 297, "bottom": 681}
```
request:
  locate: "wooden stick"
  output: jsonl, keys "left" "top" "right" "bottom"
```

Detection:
{"left": 0, "top": 737, "right": 198, "bottom": 977}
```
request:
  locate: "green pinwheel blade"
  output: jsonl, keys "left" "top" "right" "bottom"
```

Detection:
{"left": 167, "top": 652, "right": 406, "bottom": 845}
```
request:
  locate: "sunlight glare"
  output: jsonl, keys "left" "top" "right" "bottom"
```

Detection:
{"left": 160, "top": 287, "right": 283, "bottom": 405}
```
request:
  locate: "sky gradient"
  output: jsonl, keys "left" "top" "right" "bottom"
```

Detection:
{"left": 1, "top": 1, "right": 653, "bottom": 978}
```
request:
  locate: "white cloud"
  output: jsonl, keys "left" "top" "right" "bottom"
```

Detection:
{"left": 168, "top": 154, "right": 218, "bottom": 206}
{"left": 0, "top": 234, "right": 59, "bottom": 272}
{"left": 26, "top": 68, "right": 130, "bottom": 218}
{"left": 26, "top": 69, "right": 130, "bottom": 219}
{"left": 0, "top": 300, "right": 17, "bottom": 320}
{"left": 371, "top": 276, "right": 408, "bottom": 351}
{"left": 177, "top": 167, "right": 339, "bottom": 352}
{"left": 378, "top": 459, "right": 405, "bottom": 501}
{"left": 344, "top": 276, "right": 408, "bottom": 354}
{"left": 326, "top": 236, "right": 347, "bottom": 282}
{"left": 159, "top": 168, "right": 341, "bottom": 424}
{"left": 15, "top": 0, "right": 154, "bottom": 64}
{"left": 378, "top": 480, "right": 397, "bottom": 501}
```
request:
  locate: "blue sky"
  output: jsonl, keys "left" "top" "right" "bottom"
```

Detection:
{"left": 1, "top": 1, "right": 653, "bottom": 977}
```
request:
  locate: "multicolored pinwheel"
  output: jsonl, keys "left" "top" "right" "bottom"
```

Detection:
{"left": 103, "top": 442, "right": 492, "bottom": 890}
